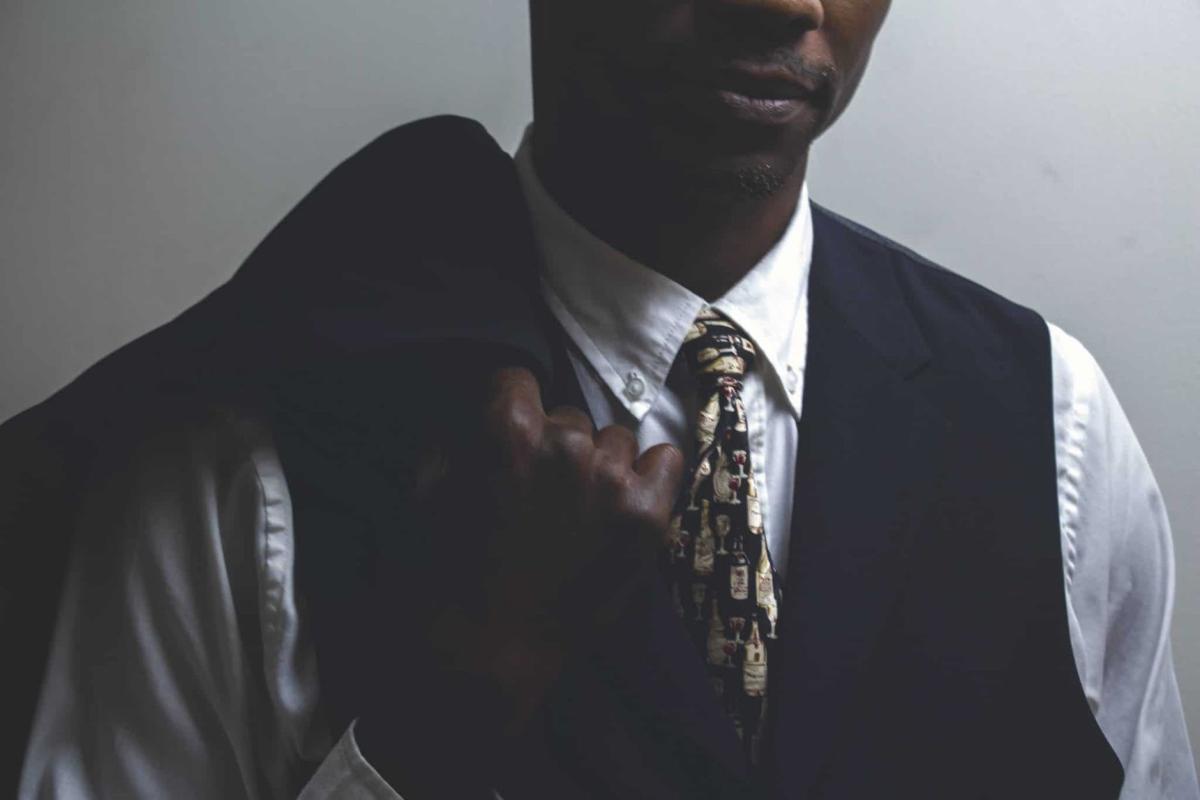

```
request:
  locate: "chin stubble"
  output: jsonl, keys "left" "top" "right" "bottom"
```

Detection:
{"left": 667, "top": 157, "right": 793, "bottom": 209}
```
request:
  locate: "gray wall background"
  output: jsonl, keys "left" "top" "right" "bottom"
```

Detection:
{"left": 3, "top": 0, "right": 1197, "bottom": 769}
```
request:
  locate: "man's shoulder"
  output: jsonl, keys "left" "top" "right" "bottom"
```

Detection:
{"left": 1, "top": 386, "right": 278, "bottom": 526}
{"left": 812, "top": 202, "right": 1052, "bottom": 373}
{"left": 812, "top": 202, "right": 1043, "bottom": 323}
{"left": 0, "top": 385, "right": 280, "bottom": 787}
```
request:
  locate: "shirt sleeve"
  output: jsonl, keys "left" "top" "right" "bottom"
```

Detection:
{"left": 15, "top": 409, "right": 390, "bottom": 799}
{"left": 1050, "top": 322, "right": 1200, "bottom": 798}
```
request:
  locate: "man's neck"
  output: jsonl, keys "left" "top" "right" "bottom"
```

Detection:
{"left": 530, "top": 129, "right": 807, "bottom": 302}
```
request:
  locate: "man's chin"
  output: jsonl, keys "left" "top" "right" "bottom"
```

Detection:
{"left": 642, "top": 131, "right": 807, "bottom": 206}
{"left": 546, "top": 103, "right": 810, "bottom": 208}
{"left": 634, "top": 111, "right": 813, "bottom": 205}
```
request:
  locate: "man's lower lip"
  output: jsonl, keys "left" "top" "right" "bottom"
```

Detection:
{"left": 661, "top": 84, "right": 808, "bottom": 125}
{"left": 715, "top": 89, "right": 805, "bottom": 122}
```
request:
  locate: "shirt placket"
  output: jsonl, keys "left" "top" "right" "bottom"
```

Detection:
{"left": 743, "top": 366, "right": 771, "bottom": 553}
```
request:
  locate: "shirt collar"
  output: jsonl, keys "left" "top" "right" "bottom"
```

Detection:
{"left": 514, "top": 125, "right": 812, "bottom": 422}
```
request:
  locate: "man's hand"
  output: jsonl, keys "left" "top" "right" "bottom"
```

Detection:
{"left": 428, "top": 366, "right": 683, "bottom": 731}
{"left": 356, "top": 366, "right": 683, "bottom": 793}
{"left": 473, "top": 367, "right": 683, "bottom": 654}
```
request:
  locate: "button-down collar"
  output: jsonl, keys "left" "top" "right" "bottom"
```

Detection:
{"left": 514, "top": 126, "right": 812, "bottom": 422}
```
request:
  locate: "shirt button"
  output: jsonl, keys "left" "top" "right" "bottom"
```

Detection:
{"left": 785, "top": 365, "right": 799, "bottom": 394}
{"left": 623, "top": 371, "right": 646, "bottom": 401}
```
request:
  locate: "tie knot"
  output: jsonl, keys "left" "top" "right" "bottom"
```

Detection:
{"left": 681, "top": 308, "right": 757, "bottom": 390}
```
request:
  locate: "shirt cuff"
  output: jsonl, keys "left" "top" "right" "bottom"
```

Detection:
{"left": 297, "top": 720, "right": 404, "bottom": 800}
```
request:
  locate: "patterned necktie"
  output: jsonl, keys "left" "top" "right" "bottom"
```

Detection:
{"left": 664, "top": 307, "right": 783, "bottom": 769}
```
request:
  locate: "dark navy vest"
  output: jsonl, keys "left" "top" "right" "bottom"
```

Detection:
{"left": 481, "top": 201, "right": 1124, "bottom": 799}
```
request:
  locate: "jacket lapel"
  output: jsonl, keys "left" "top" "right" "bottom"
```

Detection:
{"left": 766, "top": 207, "right": 946, "bottom": 797}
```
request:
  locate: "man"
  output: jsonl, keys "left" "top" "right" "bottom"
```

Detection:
{"left": 6, "top": 0, "right": 1197, "bottom": 797}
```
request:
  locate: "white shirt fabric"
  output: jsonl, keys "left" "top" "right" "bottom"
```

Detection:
{"left": 516, "top": 139, "right": 811, "bottom": 579}
{"left": 18, "top": 135, "right": 1199, "bottom": 799}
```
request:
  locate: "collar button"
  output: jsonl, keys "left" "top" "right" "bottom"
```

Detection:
{"left": 785, "top": 365, "right": 800, "bottom": 394}
{"left": 623, "top": 371, "right": 646, "bottom": 401}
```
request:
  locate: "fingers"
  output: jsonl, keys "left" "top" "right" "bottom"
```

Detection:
{"left": 546, "top": 404, "right": 595, "bottom": 437}
{"left": 489, "top": 367, "right": 544, "bottom": 415}
{"left": 633, "top": 442, "right": 685, "bottom": 515}
{"left": 594, "top": 432, "right": 682, "bottom": 530}
{"left": 484, "top": 365, "right": 682, "bottom": 534}
{"left": 593, "top": 424, "right": 639, "bottom": 465}
{"left": 485, "top": 367, "right": 546, "bottom": 445}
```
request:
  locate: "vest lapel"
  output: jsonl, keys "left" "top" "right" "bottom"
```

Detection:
{"left": 766, "top": 207, "right": 946, "bottom": 797}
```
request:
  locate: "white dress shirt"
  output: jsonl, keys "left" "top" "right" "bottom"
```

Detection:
{"left": 18, "top": 132, "right": 1199, "bottom": 799}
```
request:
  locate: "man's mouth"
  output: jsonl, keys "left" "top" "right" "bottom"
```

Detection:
{"left": 654, "top": 59, "right": 832, "bottom": 127}
{"left": 716, "top": 62, "right": 823, "bottom": 101}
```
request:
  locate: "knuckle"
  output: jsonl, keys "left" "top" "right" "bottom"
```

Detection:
{"left": 548, "top": 404, "right": 593, "bottom": 434}
{"left": 489, "top": 403, "right": 540, "bottom": 450}
{"left": 598, "top": 424, "right": 638, "bottom": 449}
{"left": 481, "top": 405, "right": 542, "bottom": 484}
{"left": 546, "top": 425, "right": 594, "bottom": 468}
{"left": 596, "top": 459, "right": 635, "bottom": 498}
{"left": 661, "top": 444, "right": 685, "bottom": 475}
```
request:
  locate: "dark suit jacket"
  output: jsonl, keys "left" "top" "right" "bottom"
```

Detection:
{"left": 1, "top": 116, "right": 1123, "bottom": 798}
